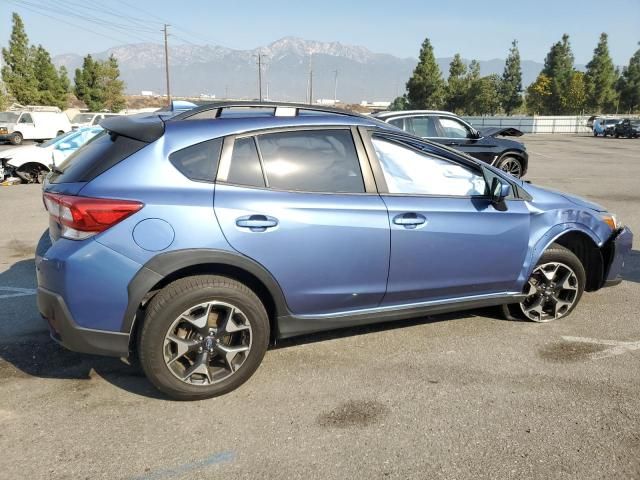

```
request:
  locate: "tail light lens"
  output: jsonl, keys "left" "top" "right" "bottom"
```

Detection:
{"left": 43, "top": 193, "right": 143, "bottom": 240}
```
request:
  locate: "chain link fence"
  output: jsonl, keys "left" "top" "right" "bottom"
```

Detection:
{"left": 462, "top": 115, "right": 639, "bottom": 134}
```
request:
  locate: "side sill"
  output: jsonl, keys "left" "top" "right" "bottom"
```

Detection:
{"left": 277, "top": 292, "right": 526, "bottom": 339}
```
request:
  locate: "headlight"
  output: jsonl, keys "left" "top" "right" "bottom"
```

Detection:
{"left": 0, "top": 127, "right": 8, "bottom": 134}
{"left": 600, "top": 213, "right": 622, "bottom": 230}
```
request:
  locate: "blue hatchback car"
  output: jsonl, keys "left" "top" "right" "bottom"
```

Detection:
{"left": 36, "top": 103, "right": 633, "bottom": 400}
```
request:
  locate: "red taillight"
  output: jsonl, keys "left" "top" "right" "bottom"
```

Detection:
{"left": 43, "top": 193, "right": 143, "bottom": 240}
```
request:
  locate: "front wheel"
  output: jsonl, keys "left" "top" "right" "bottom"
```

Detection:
{"left": 496, "top": 155, "right": 523, "bottom": 178}
{"left": 138, "top": 275, "right": 270, "bottom": 400}
{"left": 503, "top": 244, "right": 586, "bottom": 322}
{"left": 9, "top": 132, "right": 22, "bottom": 145}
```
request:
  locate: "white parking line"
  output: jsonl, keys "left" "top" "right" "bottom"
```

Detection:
{"left": 561, "top": 335, "right": 640, "bottom": 360}
{"left": 0, "top": 286, "right": 37, "bottom": 299}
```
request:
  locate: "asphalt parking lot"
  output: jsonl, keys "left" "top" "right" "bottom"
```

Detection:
{"left": 0, "top": 135, "right": 639, "bottom": 479}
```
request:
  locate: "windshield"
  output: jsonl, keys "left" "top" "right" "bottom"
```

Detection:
{"left": 605, "top": 119, "right": 619, "bottom": 125}
{"left": 38, "top": 130, "right": 76, "bottom": 148}
{"left": 630, "top": 120, "right": 640, "bottom": 127}
{"left": 71, "top": 113, "right": 95, "bottom": 124}
{"left": 0, "top": 112, "right": 19, "bottom": 123}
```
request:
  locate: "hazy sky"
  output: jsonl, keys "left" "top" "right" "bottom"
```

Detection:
{"left": 1, "top": 0, "right": 639, "bottom": 64}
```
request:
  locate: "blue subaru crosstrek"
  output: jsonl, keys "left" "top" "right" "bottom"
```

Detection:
{"left": 36, "top": 102, "right": 633, "bottom": 400}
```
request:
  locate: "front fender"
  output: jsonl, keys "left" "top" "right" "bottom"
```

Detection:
{"left": 517, "top": 209, "right": 611, "bottom": 290}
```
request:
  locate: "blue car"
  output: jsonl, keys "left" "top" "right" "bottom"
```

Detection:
{"left": 36, "top": 102, "right": 633, "bottom": 400}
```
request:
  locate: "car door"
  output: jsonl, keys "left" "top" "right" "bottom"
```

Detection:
{"left": 214, "top": 127, "right": 390, "bottom": 316}
{"left": 434, "top": 116, "right": 497, "bottom": 163}
{"left": 364, "top": 131, "right": 530, "bottom": 306}
{"left": 17, "top": 113, "right": 36, "bottom": 139}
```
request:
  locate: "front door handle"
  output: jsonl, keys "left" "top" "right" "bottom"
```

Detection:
{"left": 393, "top": 212, "right": 427, "bottom": 229}
{"left": 236, "top": 214, "right": 278, "bottom": 232}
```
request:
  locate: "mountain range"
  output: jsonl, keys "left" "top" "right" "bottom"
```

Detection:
{"left": 52, "top": 37, "right": 578, "bottom": 103}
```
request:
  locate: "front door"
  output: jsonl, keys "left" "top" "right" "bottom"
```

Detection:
{"left": 367, "top": 133, "right": 530, "bottom": 305}
{"left": 214, "top": 128, "right": 390, "bottom": 316}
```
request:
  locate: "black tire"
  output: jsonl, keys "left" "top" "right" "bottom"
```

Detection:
{"left": 138, "top": 275, "right": 270, "bottom": 400}
{"left": 496, "top": 155, "right": 523, "bottom": 178}
{"left": 56, "top": 130, "right": 64, "bottom": 137}
{"left": 502, "top": 243, "right": 586, "bottom": 322}
{"left": 10, "top": 132, "right": 22, "bottom": 145}
{"left": 593, "top": 131, "right": 598, "bottom": 137}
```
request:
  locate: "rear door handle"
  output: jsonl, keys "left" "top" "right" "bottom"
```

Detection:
{"left": 393, "top": 213, "right": 427, "bottom": 229}
{"left": 236, "top": 214, "right": 278, "bottom": 232}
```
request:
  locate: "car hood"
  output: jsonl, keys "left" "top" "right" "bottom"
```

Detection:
{"left": 0, "top": 145, "right": 50, "bottom": 166}
{"left": 479, "top": 127, "right": 524, "bottom": 137}
{"left": 525, "top": 183, "right": 607, "bottom": 212}
{"left": 0, "top": 122, "right": 16, "bottom": 129}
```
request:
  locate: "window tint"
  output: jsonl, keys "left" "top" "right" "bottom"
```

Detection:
{"left": 407, "top": 116, "right": 438, "bottom": 137}
{"left": 437, "top": 117, "right": 471, "bottom": 138}
{"left": 372, "top": 136, "right": 486, "bottom": 196}
{"left": 256, "top": 129, "right": 364, "bottom": 193}
{"left": 169, "top": 138, "right": 222, "bottom": 182}
{"left": 226, "top": 137, "right": 265, "bottom": 187}
{"left": 52, "top": 131, "right": 147, "bottom": 184}
{"left": 19, "top": 113, "right": 33, "bottom": 123}
{"left": 388, "top": 118, "right": 404, "bottom": 129}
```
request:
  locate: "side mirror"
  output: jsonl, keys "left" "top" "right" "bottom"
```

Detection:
{"left": 51, "top": 149, "right": 65, "bottom": 166}
{"left": 490, "top": 177, "right": 511, "bottom": 204}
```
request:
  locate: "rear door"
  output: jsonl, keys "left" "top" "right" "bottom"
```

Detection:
{"left": 214, "top": 127, "right": 390, "bottom": 316}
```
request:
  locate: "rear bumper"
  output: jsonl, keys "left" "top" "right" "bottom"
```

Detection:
{"left": 37, "top": 287, "right": 130, "bottom": 357}
{"left": 602, "top": 226, "right": 633, "bottom": 288}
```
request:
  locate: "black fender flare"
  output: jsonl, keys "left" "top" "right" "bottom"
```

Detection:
{"left": 122, "top": 249, "right": 291, "bottom": 334}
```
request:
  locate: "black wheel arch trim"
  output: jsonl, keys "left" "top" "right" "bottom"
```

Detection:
{"left": 122, "top": 248, "right": 292, "bottom": 334}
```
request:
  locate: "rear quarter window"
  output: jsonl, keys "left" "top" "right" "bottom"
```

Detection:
{"left": 51, "top": 131, "right": 147, "bottom": 184}
{"left": 169, "top": 138, "right": 222, "bottom": 182}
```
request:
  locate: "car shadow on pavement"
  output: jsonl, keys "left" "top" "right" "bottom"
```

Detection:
{"left": 622, "top": 250, "right": 640, "bottom": 284}
{"left": 0, "top": 259, "right": 165, "bottom": 400}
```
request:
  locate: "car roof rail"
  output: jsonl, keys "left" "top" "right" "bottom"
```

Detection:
{"left": 169, "top": 101, "right": 369, "bottom": 121}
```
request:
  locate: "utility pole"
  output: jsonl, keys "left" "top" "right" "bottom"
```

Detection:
{"left": 308, "top": 54, "right": 314, "bottom": 105}
{"left": 254, "top": 54, "right": 267, "bottom": 101}
{"left": 163, "top": 24, "right": 171, "bottom": 106}
{"left": 333, "top": 69, "right": 338, "bottom": 104}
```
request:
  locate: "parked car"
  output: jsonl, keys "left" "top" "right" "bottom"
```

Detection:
{"left": 593, "top": 118, "right": 620, "bottom": 137}
{"left": 0, "top": 126, "right": 103, "bottom": 183}
{"left": 0, "top": 107, "right": 72, "bottom": 145}
{"left": 374, "top": 110, "right": 528, "bottom": 178}
{"left": 36, "top": 102, "right": 632, "bottom": 400}
{"left": 70, "top": 112, "right": 120, "bottom": 130}
{"left": 613, "top": 118, "right": 640, "bottom": 138}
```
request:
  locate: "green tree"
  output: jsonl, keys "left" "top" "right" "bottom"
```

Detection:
{"left": 617, "top": 44, "right": 640, "bottom": 113}
{"left": 32, "top": 45, "right": 68, "bottom": 109}
{"left": 102, "top": 55, "right": 126, "bottom": 112}
{"left": 500, "top": 40, "right": 523, "bottom": 115}
{"left": 526, "top": 73, "right": 552, "bottom": 115}
{"left": 444, "top": 53, "right": 468, "bottom": 114}
{"left": 563, "top": 71, "right": 587, "bottom": 114}
{"left": 1, "top": 13, "right": 38, "bottom": 105}
{"left": 541, "top": 34, "right": 575, "bottom": 114}
{"left": 389, "top": 94, "right": 409, "bottom": 110}
{"left": 468, "top": 74, "right": 502, "bottom": 115}
{"left": 406, "top": 38, "right": 446, "bottom": 109}
{"left": 0, "top": 88, "right": 7, "bottom": 110}
{"left": 58, "top": 66, "right": 70, "bottom": 95}
{"left": 584, "top": 33, "right": 618, "bottom": 113}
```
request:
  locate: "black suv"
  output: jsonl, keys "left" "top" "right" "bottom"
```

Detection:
{"left": 375, "top": 110, "right": 528, "bottom": 178}
{"left": 614, "top": 119, "right": 640, "bottom": 138}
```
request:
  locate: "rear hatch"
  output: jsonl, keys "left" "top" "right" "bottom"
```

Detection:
{"left": 44, "top": 114, "right": 164, "bottom": 241}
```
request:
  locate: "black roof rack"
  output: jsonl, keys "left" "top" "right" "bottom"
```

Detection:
{"left": 169, "top": 101, "right": 369, "bottom": 121}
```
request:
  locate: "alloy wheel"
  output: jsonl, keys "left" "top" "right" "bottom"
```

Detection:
{"left": 163, "top": 300, "right": 252, "bottom": 386}
{"left": 499, "top": 158, "right": 522, "bottom": 178}
{"left": 519, "top": 262, "right": 579, "bottom": 322}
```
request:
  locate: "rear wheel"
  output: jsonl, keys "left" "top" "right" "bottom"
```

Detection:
{"left": 496, "top": 155, "right": 523, "bottom": 178}
{"left": 503, "top": 244, "right": 586, "bottom": 322}
{"left": 138, "top": 275, "right": 270, "bottom": 400}
{"left": 9, "top": 132, "right": 22, "bottom": 145}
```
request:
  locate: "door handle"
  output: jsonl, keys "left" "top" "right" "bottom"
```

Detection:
{"left": 236, "top": 214, "right": 278, "bottom": 232}
{"left": 393, "top": 212, "right": 426, "bottom": 229}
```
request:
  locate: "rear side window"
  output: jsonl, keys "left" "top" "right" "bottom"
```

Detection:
{"left": 51, "top": 131, "right": 147, "bottom": 184}
{"left": 169, "top": 138, "right": 222, "bottom": 182}
{"left": 226, "top": 137, "right": 265, "bottom": 187}
{"left": 256, "top": 129, "right": 364, "bottom": 193}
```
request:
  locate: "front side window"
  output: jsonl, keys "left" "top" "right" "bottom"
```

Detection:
{"left": 256, "top": 129, "right": 365, "bottom": 193}
{"left": 437, "top": 117, "right": 471, "bottom": 139}
{"left": 372, "top": 136, "right": 486, "bottom": 196}
{"left": 19, "top": 113, "right": 33, "bottom": 124}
